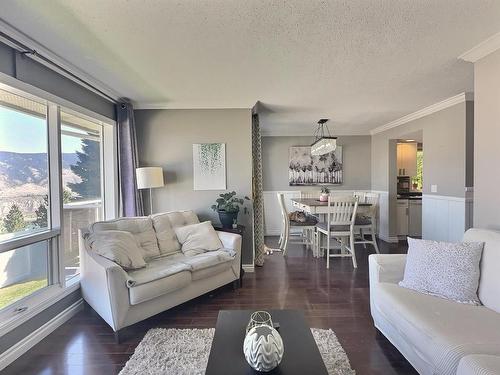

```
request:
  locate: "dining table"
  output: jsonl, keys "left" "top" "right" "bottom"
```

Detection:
{"left": 291, "top": 198, "right": 372, "bottom": 215}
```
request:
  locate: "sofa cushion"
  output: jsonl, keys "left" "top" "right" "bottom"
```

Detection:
{"left": 457, "top": 354, "right": 500, "bottom": 375}
{"left": 374, "top": 282, "right": 500, "bottom": 375}
{"left": 90, "top": 217, "right": 160, "bottom": 260}
{"left": 178, "top": 250, "right": 236, "bottom": 281}
{"left": 128, "top": 271, "right": 192, "bottom": 305}
{"left": 174, "top": 221, "right": 222, "bottom": 256}
{"left": 463, "top": 229, "right": 500, "bottom": 313}
{"left": 87, "top": 230, "right": 146, "bottom": 270}
{"left": 126, "top": 254, "right": 191, "bottom": 287}
{"left": 150, "top": 211, "right": 199, "bottom": 256}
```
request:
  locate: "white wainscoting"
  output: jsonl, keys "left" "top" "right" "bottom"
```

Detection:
{"left": 422, "top": 194, "right": 473, "bottom": 242}
{"left": 263, "top": 191, "right": 301, "bottom": 236}
{"left": 371, "top": 191, "right": 397, "bottom": 242}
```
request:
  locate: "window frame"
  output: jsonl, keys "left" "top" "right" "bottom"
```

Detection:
{"left": 0, "top": 73, "right": 118, "bottom": 334}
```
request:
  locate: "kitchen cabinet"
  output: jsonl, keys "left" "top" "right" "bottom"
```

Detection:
{"left": 396, "top": 199, "right": 409, "bottom": 236}
{"left": 408, "top": 200, "right": 422, "bottom": 237}
{"left": 397, "top": 143, "right": 417, "bottom": 177}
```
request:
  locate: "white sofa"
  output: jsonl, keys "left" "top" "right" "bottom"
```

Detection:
{"left": 79, "top": 210, "right": 241, "bottom": 336}
{"left": 369, "top": 228, "right": 500, "bottom": 375}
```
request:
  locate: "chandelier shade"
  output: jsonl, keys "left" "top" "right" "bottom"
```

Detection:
{"left": 311, "top": 137, "right": 337, "bottom": 155}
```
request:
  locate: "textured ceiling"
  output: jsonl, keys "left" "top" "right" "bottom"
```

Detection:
{"left": 2, "top": 0, "right": 500, "bottom": 134}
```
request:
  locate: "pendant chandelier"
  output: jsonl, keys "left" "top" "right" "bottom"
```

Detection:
{"left": 311, "top": 118, "right": 337, "bottom": 155}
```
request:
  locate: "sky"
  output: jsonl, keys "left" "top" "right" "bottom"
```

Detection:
{"left": 0, "top": 106, "right": 82, "bottom": 154}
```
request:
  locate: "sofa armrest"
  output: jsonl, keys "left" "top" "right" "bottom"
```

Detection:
{"left": 217, "top": 231, "right": 242, "bottom": 253}
{"left": 217, "top": 231, "right": 242, "bottom": 279}
{"left": 369, "top": 254, "right": 407, "bottom": 285}
{"left": 79, "top": 230, "right": 130, "bottom": 331}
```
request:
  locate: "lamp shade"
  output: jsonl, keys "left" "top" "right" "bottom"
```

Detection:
{"left": 136, "top": 167, "right": 164, "bottom": 189}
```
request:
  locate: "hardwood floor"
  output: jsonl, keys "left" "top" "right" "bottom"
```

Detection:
{"left": 4, "top": 238, "right": 417, "bottom": 375}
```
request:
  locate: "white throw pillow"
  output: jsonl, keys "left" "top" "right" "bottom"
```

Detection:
{"left": 87, "top": 230, "right": 147, "bottom": 270}
{"left": 174, "top": 221, "right": 222, "bottom": 256}
{"left": 399, "top": 237, "right": 484, "bottom": 304}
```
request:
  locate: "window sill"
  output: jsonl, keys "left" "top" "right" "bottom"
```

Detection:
{"left": 0, "top": 280, "right": 80, "bottom": 337}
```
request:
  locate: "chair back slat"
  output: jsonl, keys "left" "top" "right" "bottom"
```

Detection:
{"left": 277, "top": 193, "right": 290, "bottom": 226}
{"left": 327, "top": 196, "right": 358, "bottom": 228}
{"left": 364, "top": 192, "right": 379, "bottom": 218}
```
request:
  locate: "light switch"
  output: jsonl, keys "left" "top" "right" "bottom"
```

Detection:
{"left": 431, "top": 185, "right": 438, "bottom": 193}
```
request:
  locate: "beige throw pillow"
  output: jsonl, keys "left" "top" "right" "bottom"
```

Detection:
{"left": 174, "top": 221, "right": 222, "bottom": 256}
{"left": 87, "top": 230, "right": 147, "bottom": 270}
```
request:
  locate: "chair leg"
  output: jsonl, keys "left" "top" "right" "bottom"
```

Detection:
{"left": 371, "top": 224, "right": 380, "bottom": 254}
{"left": 350, "top": 232, "right": 357, "bottom": 268}
{"left": 360, "top": 228, "right": 367, "bottom": 249}
{"left": 282, "top": 224, "right": 290, "bottom": 256}
{"left": 326, "top": 235, "right": 330, "bottom": 269}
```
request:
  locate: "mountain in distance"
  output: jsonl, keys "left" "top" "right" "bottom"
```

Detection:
{"left": 0, "top": 151, "right": 79, "bottom": 191}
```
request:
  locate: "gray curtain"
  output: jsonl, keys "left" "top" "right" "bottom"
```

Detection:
{"left": 116, "top": 100, "right": 144, "bottom": 217}
{"left": 252, "top": 111, "right": 265, "bottom": 266}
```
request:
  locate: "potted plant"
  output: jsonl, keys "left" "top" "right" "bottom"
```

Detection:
{"left": 319, "top": 187, "right": 330, "bottom": 202}
{"left": 211, "top": 191, "right": 250, "bottom": 229}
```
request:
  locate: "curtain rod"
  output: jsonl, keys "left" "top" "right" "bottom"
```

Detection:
{"left": 0, "top": 30, "right": 118, "bottom": 104}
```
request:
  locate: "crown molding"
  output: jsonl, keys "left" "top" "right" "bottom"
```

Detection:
{"left": 459, "top": 32, "right": 500, "bottom": 63}
{"left": 0, "top": 20, "right": 122, "bottom": 102}
{"left": 370, "top": 92, "right": 472, "bottom": 135}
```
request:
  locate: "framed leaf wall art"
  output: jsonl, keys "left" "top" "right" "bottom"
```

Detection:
{"left": 193, "top": 143, "right": 226, "bottom": 190}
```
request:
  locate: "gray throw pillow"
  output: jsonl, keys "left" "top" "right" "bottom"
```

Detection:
{"left": 87, "top": 230, "right": 147, "bottom": 270}
{"left": 399, "top": 237, "right": 484, "bottom": 304}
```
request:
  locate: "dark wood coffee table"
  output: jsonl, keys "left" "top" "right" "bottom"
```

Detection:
{"left": 206, "top": 310, "right": 328, "bottom": 374}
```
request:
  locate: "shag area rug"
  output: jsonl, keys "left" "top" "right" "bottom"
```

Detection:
{"left": 120, "top": 328, "right": 355, "bottom": 375}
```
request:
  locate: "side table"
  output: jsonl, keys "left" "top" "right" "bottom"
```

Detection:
{"left": 213, "top": 225, "right": 245, "bottom": 287}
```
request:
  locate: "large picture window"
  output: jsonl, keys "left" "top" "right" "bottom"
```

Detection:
{"left": 0, "top": 82, "right": 117, "bottom": 321}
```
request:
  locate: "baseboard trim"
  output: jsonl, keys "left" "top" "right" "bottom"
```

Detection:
{"left": 0, "top": 299, "right": 83, "bottom": 371}
{"left": 378, "top": 234, "right": 399, "bottom": 243}
{"left": 242, "top": 264, "right": 255, "bottom": 273}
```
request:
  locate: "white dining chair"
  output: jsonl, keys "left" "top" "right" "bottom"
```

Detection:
{"left": 354, "top": 192, "right": 380, "bottom": 253}
{"left": 315, "top": 196, "right": 358, "bottom": 269}
{"left": 353, "top": 191, "right": 366, "bottom": 203}
{"left": 276, "top": 193, "right": 317, "bottom": 256}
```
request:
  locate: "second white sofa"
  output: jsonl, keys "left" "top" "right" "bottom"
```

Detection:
{"left": 369, "top": 228, "right": 500, "bottom": 375}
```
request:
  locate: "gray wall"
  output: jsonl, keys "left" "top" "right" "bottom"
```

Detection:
{"left": 0, "top": 41, "right": 116, "bottom": 120}
{"left": 262, "top": 136, "right": 372, "bottom": 191}
{"left": 371, "top": 102, "right": 471, "bottom": 196}
{"left": 473, "top": 48, "right": 500, "bottom": 230}
{"left": 135, "top": 109, "right": 254, "bottom": 264}
{"left": 371, "top": 101, "right": 472, "bottom": 237}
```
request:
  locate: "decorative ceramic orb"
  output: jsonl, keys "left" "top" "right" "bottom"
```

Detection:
{"left": 243, "top": 324, "right": 284, "bottom": 372}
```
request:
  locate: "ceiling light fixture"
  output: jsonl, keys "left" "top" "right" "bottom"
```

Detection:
{"left": 311, "top": 118, "right": 337, "bottom": 156}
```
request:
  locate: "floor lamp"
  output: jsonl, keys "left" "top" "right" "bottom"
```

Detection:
{"left": 136, "top": 167, "right": 164, "bottom": 214}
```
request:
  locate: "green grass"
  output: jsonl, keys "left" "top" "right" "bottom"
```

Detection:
{"left": 0, "top": 279, "right": 47, "bottom": 310}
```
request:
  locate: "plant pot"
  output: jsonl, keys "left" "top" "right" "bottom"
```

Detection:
{"left": 218, "top": 210, "right": 238, "bottom": 229}
{"left": 319, "top": 193, "right": 329, "bottom": 202}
